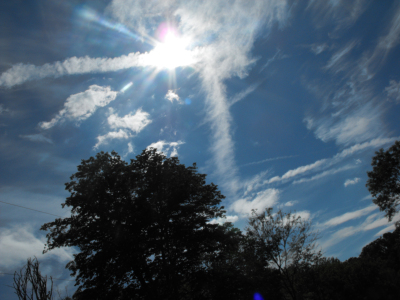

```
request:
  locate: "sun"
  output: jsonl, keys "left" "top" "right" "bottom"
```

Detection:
{"left": 147, "top": 30, "right": 195, "bottom": 70}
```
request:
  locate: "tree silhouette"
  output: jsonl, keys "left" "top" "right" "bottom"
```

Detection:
{"left": 41, "top": 149, "right": 232, "bottom": 299}
{"left": 246, "top": 208, "right": 321, "bottom": 300}
{"left": 366, "top": 140, "right": 400, "bottom": 220}
{"left": 12, "top": 257, "right": 53, "bottom": 300}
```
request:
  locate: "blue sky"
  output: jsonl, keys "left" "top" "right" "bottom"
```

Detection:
{"left": 1, "top": 0, "right": 400, "bottom": 297}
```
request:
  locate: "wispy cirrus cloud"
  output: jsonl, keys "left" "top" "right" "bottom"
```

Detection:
{"left": 357, "top": 3, "right": 400, "bottom": 78}
{"left": 385, "top": 80, "right": 400, "bottom": 104}
{"left": 230, "top": 82, "right": 260, "bottom": 106}
{"left": 260, "top": 49, "right": 288, "bottom": 72}
{"left": 266, "top": 159, "right": 327, "bottom": 185}
{"left": 324, "top": 205, "right": 377, "bottom": 227}
{"left": 0, "top": 53, "right": 147, "bottom": 88}
{"left": 325, "top": 40, "right": 358, "bottom": 72}
{"left": 344, "top": 177, "right": 360, "bottom": 187}
{"left": 242, "top": 154, "right": 297, "bottom": 167}
{"left": 293, "top": 165, "right": 355, "bottom": 185}
{"left": 321, "top": 212, "right": 400, "bottom": 250}
{"left": 20, "top": 134, "right": 53, "bottom": 144}
{"left": 40, "top": 85, "right": 118, "bottom": 129}
{"left": 309, "top": 43, "right": 328, "bottom": 55}
{"left": 261, "top": 137, "right": 398, "bottom": 186}
{"left": 307, "top": 0, "right": 371, "bottom": 30}
{"left": 305, "top": 101, "right": 386, "bottom": 147}
{"left": 376, "top": 2, "right": 400, "bottom": 52}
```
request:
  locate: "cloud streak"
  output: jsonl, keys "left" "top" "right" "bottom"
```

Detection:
{"left": 0, "top": 53, "right": 148, "bottom": 88}
{"left": 20, "top": 134, "right": 53, "bottom": 144}
{"left": 324, "top": 205, "right": 377, "bottom": 227}
{"left": 344, "top": 177, "right": 360, "bottom": 187}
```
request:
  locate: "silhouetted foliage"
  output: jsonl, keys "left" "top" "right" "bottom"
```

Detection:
{"left": 41, "top": 149, "right": 237, "bottom": 300}
{"left": 297, "top": 225, "right": 400, "bottom": 300}
{"left": 12, "top": 257, "right": 53, "bottom": 300}
{"left": 366, "top": 140, "right": 400, "bottom": 220}
{"left": 246, "top": 208, "right": 322, "bottom": 300}
{"left": 38, "top": 148, "right": 400, "bottom": 300}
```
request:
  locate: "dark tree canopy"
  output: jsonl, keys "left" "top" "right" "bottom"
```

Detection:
{"left": 366, "top": 140, "right": 400, "bottom": 220}
{"left": 41, "top": 149, "right": 232, "bottom": 299}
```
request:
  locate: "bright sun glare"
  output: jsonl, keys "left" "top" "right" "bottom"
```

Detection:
{"left": 148, "top": 31, "right": 194, "bottom": 70}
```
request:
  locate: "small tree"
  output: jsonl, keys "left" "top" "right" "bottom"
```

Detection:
{"left": 366, "top": 140, "right": 400, "bottom": 221}
{"left": 246, "top": 208, "right": 321, "bottom": 300}
{"left": 13, "top": 257, "right": 53, "bottom": 300}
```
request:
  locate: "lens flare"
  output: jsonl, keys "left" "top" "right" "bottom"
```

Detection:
{"left": 120, "top": 82, "right": 133, "bottom": 93}
{"left": 254, "top": 293, "right": 264, "bottom": 300}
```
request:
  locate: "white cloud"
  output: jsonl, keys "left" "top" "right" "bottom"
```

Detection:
{"left": 344, "top": 177, "right": 360, "bottom": 187}
{"left": 94, "top": 129, "right": 130, "bottom": 149}
{"left": 231, "top": 188, "right": 279, "bottom": 216}
{"left": 20, "top": 134, "right": 53, "bottom": 144}
{"left": 262, "top": 137, "right": 398, "bottom": 187}
{"left": 208, "top": 215, "right": 239, "bottom": 225}
{"left": 321, "top": 211, "right": 400, "bottom": 250}
{"left": 331, "top": 137, "right": 400, "bottom": 161}
{"left": 356, "top": 3, "right": 400, "bottom": 78}
{"left": 108, "top": 109, "right": 151, "bottom": 133}
{"left": 0, "top": 224, "right": 74, "bottom": 269}
{"left": 324, "top": 205, "right": 377, "bottom": 227}
{"left": 377, "top": 3, "right": 400, "bottom": 51}
{"left": 374, "top": 224, "right": 396, "bottom": 236}
{"left": 242, "top": 154, "right": 297, "bottom": 167}
{"left": 241, "top": 170, "right": 269, "bottom": 197}
{"left": 325, "top": 41, "right": 357, "bottom": 72}
{"left": 230, "top": 82, "right": 260, "bottom": 106}
{"left": 123, "top": 142, "right": 135, "bottom": 158}
{"left": 293, "top": 165, "right": 355, "bottom": 185}
{"left": 307, "top": 0, "right": 370, "bottom": 30}
{"left": 309, "top": 43, "right": 328, "bottom": 55}
{"left": 266, "top": 159, "right": 327, "bottom": 184}
{"left": 260, "top": 49, "right": 288, "bottom": 72}
{"left": 94, "top": 109, "right": 152, "bottom": 149}
{"left": 0, "top": 53, "right": 147, "bottom": 88}
{"left": 40, "top": 85, "right": 118, "bottom": 129}
{"left": 146, "top": 140, "right": 185, "bottom": 157}
{"left": 284, "top": 200, "right": 298, "bottom": 207}
{"left": 305, "top": 103, "right": 386, "bottom": 146}
{"left": 361, "top": 194, "right": 373, "bottom": 201}
{"left": 165, "top": 90, "right": 181, "bottom": 103}
{"left": 295, "top": 210, "right": 311, "bottom": 221}
{"left": 385, "top": 80, "right": 400, "bottom": 104}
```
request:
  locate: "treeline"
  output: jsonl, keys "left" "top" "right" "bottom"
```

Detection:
{"left": 13, "top": 143, "right": 400, "bottom": 300}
